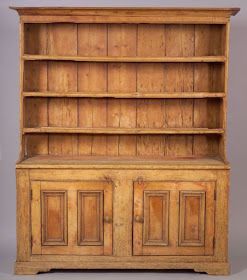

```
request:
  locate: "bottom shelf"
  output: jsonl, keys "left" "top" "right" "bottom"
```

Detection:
{"left": 16, "top": 155, "right": 229, "bottom": 169}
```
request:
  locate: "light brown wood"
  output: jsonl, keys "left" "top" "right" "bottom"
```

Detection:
{"left": 13, "top": 7, "right": 238, "bottom": 275}
{"left": 16, "top": 169, "right": 30, "bottom": 261}
{"left": 10, "top": 7, "right": 240, "bottom": 16}
{"left": 23, "top": 127, "right": 225, "bottom": 134}
{"left": 133, "top": 181, "right": 215, "bottom": 256}
{"left": 23, "top": 54, "right": 227, "bottom": 62}
{"left": 16, "top": 155, "right": 229, "bottom": 169}
{"left": 11, "top": 7, "right": 240, "bottom": 26}
{"left": 14, "top": 260, "right": 230, "bottom": 275}
{"left": 23, "top": 91, "right": 226, "bottom": 98}
{"left": 18, "top": 22, "right": 25, "bottom": 160}
{"left": 30, "top": 181, "right": 112, "bottom": 255}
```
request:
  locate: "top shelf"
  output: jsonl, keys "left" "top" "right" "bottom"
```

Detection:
{"left": 23, "top": 55, "right": 226, "bottom": 63}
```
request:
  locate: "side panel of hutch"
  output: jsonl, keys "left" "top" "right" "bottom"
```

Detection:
{"left": 12, "top": 7, "right": 239, "bottom": 275}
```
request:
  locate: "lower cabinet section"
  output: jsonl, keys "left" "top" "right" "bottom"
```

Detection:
{"left": 133, "top": 181, "right": 215, "bottom": 256}
{"left": 31, "top": 181, "right": 113, "bottom": 255}
{"left": 16, "top": 168, "right": 229, "bottom": 275}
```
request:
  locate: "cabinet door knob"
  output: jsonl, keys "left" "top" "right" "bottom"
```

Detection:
{"left": 104, "top": 216, "right": 112, "bottom": 223}
{"left": 135, "top": 215, "right": 144, "bottom": 223}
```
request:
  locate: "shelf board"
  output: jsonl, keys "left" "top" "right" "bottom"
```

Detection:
{"left": 16, "top": 155, "right": 229, "bottom": 170}
{"left": 23, "top": 127, "right": 224, "bottom": 135}
{"left": 23, "top": 91, "right": 226, "bottom": 99}
{"left": 23, "top": 54, "right": 226, "bottom": 63}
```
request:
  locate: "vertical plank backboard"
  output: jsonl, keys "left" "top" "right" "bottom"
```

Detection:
{"left": 108, "top": 24, "right": 137, "bottom": 156}
{"left": 165, "top": 25, "right": 194, "bottom": 157}
{"left": 23, "top": 24, "right": 47, "bottom": 162}
{"left": 25, "top": 98, "right": 48, "bottom": 128}
{"left": 24, "top": 23, "right": 47, "bottom": 55}
{"left": 23, "top": 32, "right": 48, "bottom": 155}
{"left": 47, "top": 24, "right": 78, "bottom": 156}
{"left": 78, "top": 24, "right": 107, "bottom": 155}
{"left": 137, "top": 24, "right": 165, "bottom": 157}
{"left": 194, "top": 24, "right": 224, "bottom": 157}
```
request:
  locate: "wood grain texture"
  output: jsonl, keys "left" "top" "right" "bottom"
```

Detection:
{"left": 143, "top": 191, "right": 169, "bottom": 245}
{"left": 23, "top": 91, "right": 226, "bottom": 98}
{"left": 16, "top": 169, "right": 30, "bottom": 261}
{"left": 133, "top": 180, "right": 215, "bottom": 256}
{"left": 78, "top": 191, "right": 103, "bottom": 245}
{"left": 23, "top": 54, "right": 226, "bottom": 62}
{"left": 30, "top": 180, "right": 112, "bottom": 255}
{"left": 15, "top": 7, "right": 237, "bottom": 275}
{"left": 78, "top": 23, "right": 108, "bottom": 156}
{"left": 14, "top": 260, "right": 230, "bottom": 275}
{"left": 165, "top": 25, "right": 194, "bottom": 158}
{"left": 179, "top": 191, "right": 205, "bottom": 246}
{"left": 41, "top": 191, "right": 67, "bottom": 245}
{"left": 108, "top": 24, "right": 137, "bottom": 157}
{"left": 47, "top": 24, "right": 78, "bottom": 156}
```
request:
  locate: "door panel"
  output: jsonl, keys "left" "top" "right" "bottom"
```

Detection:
{"left": 133, "top": 181, "right": 215, "bottom": 256}
{"left": 31, "top": 180, "right": 112, "bottom": 255}
{"left": 78, "top": 191, "right": 103, "bottom": 245}
{"left": 41, "top": 190, "right": 67, "bottom": 246}
{"left": 143, "top": 191, "right": 169, "bottom": 246}
{"left": 179, "top": 191, "right": 205, "bottom": 247}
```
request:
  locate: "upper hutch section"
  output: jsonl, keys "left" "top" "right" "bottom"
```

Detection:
{"left": 12, "top": 7, "right": 239, "bottom": 167}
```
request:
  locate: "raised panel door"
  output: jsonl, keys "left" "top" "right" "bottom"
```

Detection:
{"left": 133, "top": 181, "right": 215, "bottom": 256}
{"left": 31, "top": 180, "right": 113, "bottom": 255}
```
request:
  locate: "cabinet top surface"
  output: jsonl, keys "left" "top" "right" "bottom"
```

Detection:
{"left": 10, "top": 6, "right": 239, "bottom": 16}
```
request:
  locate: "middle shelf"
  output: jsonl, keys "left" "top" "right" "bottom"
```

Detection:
{"left": 24, "top": 97, "right": 224, "bottom": 131}
{"left": 23, "top": 127, "right": 224, "bottom": 135}
{"left": 23, "top": 91, "right": 226, "bottom": 99}
{"left": 22, "top": 54, "right": 226, "bottom": 63}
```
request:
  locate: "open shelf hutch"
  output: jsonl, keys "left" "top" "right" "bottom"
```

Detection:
{"left": 12, "top": 7, "right": 239, "bottom": 275}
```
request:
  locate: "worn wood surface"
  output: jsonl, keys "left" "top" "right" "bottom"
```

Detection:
{"left": 133, "top": 181, "right": 215, "bottom": 256}
{"left": 16, "top": 169, "right": 30, "bottom": 261}
{"left": 11, "top": 7, "right": 239, "bottom": 25}
{"left": 15, "top": 260, "right": 230, "bottom": 275}
{"left": 16, "top": 166, "right": 230, "bottom": 274}
{"left": 22, "top": 22, "right": 226, "bottom": 160}
{"left": 14, "top": 7, "right": 238, "bottom": 276}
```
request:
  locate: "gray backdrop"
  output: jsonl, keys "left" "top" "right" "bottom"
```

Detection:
{"left": 0, "top": 0, "right": 246, "bottom": 279}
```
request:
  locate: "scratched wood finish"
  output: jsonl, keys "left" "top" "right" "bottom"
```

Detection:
{"left": 41, "top": 191, "right": 67, "bottom": 245}
{"left": 14, "top": 7, "right": 239, "bottom": 276}
{"left": 31, "top": 181, "right": 112, "bottom": 255}
{"left": 133, "top": 181, "right": 215, "bottom": 256}
{"left": 23, "top": 22, "right": 225, "bottom": 159}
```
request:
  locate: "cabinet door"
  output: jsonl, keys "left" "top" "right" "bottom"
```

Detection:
{"left": 31, "top": 180, "right": 112, "bottom": 255}
{"left": 133, "top": 181, "right": 215, "bottom": 256}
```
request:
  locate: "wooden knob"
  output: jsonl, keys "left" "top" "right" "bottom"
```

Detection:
{"left": 104, "top": 216, "right": 112, "bottom": 223}
{"left": 135, "top": 215, "right": 144, "bottom": 223}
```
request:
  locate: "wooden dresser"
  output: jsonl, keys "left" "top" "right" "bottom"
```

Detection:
{"left": 12, "top": 7, "right": 239, "bottom": 275}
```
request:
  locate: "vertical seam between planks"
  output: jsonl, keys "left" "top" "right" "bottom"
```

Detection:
{"left": 46, "top": 23, "right": 50, "bottom": 155}
{"left": 164, "top": 24, "right": 167, "bottom": 157}
{"left": 106, "top": 26, "right": 109, "bottom": 155}
{"left": 135, "top": 24, "right": 138, "bottom": 156}
{"left": 106, "top": 23, "right": 111, "bottom": 156}
{"left": 76, "top": 23, "right": 79, "bottom": 155}
{"left": 192, "top": 24, "right": 196, "bottom": 156}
